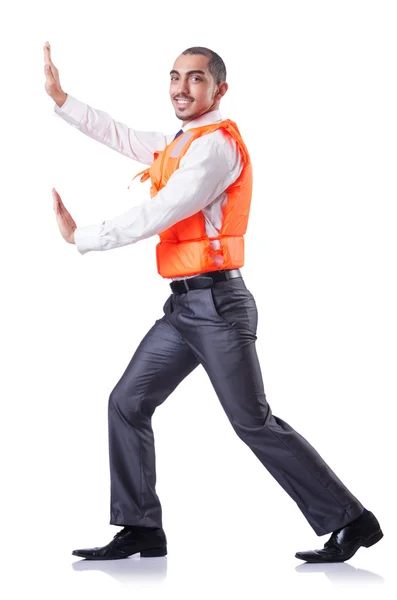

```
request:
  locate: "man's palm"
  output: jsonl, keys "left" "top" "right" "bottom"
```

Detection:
{"left": 43, "top": 41, "right": 63, "bottom": 99}
{"left": 52, "top": 188, "right": 77, "bottom": 244}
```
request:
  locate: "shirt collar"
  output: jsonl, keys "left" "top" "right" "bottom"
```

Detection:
{"left": 181, "top": 109, "right": 223, "bottom": 132}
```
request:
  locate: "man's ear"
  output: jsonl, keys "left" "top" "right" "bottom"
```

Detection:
{"left": 216, "top": 82, "right": 228, "bottom": 100}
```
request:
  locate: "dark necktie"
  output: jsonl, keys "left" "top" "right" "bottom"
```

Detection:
{"left": 173, "top": 129, "right": 183, "bottom": 140}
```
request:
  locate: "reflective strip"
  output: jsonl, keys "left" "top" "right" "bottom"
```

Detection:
{"left": 170, "top": 131, "right": 195, "bottom": 158}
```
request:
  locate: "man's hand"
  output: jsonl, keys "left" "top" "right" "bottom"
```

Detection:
{"left": 52, "top": 188, "right": 77, "bottom": 244}
{"left": 43, "top": 41, "right": 67, "bottom": 107}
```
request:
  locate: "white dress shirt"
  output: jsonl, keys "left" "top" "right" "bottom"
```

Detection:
{"left": 53, "top": 95, "right": 243, "bottom": 278}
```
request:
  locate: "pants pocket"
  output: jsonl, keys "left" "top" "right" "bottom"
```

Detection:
{"left": 207, "top": 287, "right": 232, "bottom": 326}
{"left": 208, "top": 282, "right": 258, "bottom": 334}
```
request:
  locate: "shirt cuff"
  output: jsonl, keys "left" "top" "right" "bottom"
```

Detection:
{"left": 74, "top": 224, "right": 104, "bottom": 255}
{"left": 54, "top": 94, "right": 88, "bottom": 122}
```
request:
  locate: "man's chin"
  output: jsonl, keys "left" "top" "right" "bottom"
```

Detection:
{"left": 175, "top": 109, "right": 197, "bottom": 122}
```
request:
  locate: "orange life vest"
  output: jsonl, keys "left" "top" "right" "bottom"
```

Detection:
{"left": 131, "top": 120, "right": 253, "bottom": 278}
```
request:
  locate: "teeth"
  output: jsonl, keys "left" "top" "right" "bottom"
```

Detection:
{"left": 176, "top": 100, "right": 191, "bottom": 103}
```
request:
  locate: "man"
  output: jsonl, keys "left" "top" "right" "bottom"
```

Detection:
{"left": 44, "top": 41, "right": 383, "bottom": 563}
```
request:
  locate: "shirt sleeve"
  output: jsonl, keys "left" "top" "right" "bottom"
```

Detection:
{"left": 73, "top": 132, "right": 243, "bottom": 255}
{"left": 53, "top": 94, "right": 173, "bottom": 164}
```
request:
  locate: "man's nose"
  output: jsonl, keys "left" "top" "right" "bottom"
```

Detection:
{"left": 176, "top": 79, "right": 190, "bottom": 96}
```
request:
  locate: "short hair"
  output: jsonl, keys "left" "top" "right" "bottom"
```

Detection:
{"left": 181, "top": 46, "right": 227, "bottom": 84}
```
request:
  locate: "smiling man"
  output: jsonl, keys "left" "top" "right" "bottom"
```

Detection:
{"left": 170, "top": 54, "right": 223, "bottom": 122}
{"left": 45, "top": 42, "right": 383, "bottom": 563}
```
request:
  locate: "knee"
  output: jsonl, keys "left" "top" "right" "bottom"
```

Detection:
{"left": 108, "top": 385, "right": 148, "bottom": 426}
{"left": 230, "top": 402, "right": 272, "bottom": 440}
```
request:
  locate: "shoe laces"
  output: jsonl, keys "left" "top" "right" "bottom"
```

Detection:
{"left": 324, "top": 526, "right": 344, "bottom": 549}
{"left": 113, "top": 526, "right": 130, "bottom": 539}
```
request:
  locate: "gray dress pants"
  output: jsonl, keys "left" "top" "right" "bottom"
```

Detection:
{"left": 108, "top": 276, "right": 364, "bottom": 536}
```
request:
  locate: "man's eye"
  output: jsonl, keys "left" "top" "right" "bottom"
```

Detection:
{"left": 170, "top": 76, "right": 202, "bottom": 82}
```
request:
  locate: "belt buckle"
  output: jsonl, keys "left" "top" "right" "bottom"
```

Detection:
{"left": 177, "top": 275, "right": 214, "bottom": 293}
{"left": 191, "top": 276, "right": 214, "bottom": 291}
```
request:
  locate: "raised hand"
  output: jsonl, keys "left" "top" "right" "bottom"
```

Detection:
{"left": 43, "top": 41, "right": 67, "bottom": 107}
{"left": 52, "top": 188, "right": 77, "bottom": 244}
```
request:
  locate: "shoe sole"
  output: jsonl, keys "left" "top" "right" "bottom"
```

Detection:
{"left": 72, "top": 546, "right": 167, "bottom": 560}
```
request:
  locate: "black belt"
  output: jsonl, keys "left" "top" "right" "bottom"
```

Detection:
{"left": 170, "top": 269, "right": 242, "bottom": 294}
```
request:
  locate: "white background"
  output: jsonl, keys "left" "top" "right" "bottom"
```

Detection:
{"left": 1, "top": 1, "right": 396, "bottom": 598}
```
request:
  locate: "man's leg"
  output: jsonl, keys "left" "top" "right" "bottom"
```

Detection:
{"left": 171, "top": 278, "right": 364, "bottom": 536}
{"left": 108, "top": 298, "right": 199, "bottom": 528}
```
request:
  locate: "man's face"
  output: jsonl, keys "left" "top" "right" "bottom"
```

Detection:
{"left": 169, "top": 53, "right": 227, "bottom": 126}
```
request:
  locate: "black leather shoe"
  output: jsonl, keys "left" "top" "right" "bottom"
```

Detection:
{"left": 72, "top": 526, "right": 167, "bottom": 560}
{"left": 295, "top": 509, "right": 383, "bottom": 563}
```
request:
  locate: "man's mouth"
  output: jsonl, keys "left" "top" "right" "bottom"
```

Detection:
{"left": 175, "top": 98, "right": 193, "bottom": 106}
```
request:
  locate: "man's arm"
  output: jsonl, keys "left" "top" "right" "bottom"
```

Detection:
{"left": 73, "top": 131, "right": 243, "bottom": 255}
{"left": 44, "top": 41, "right": 171, "bottom": 164}
{"left": 54, "top": 94, "right": 172, "bottom": 165}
